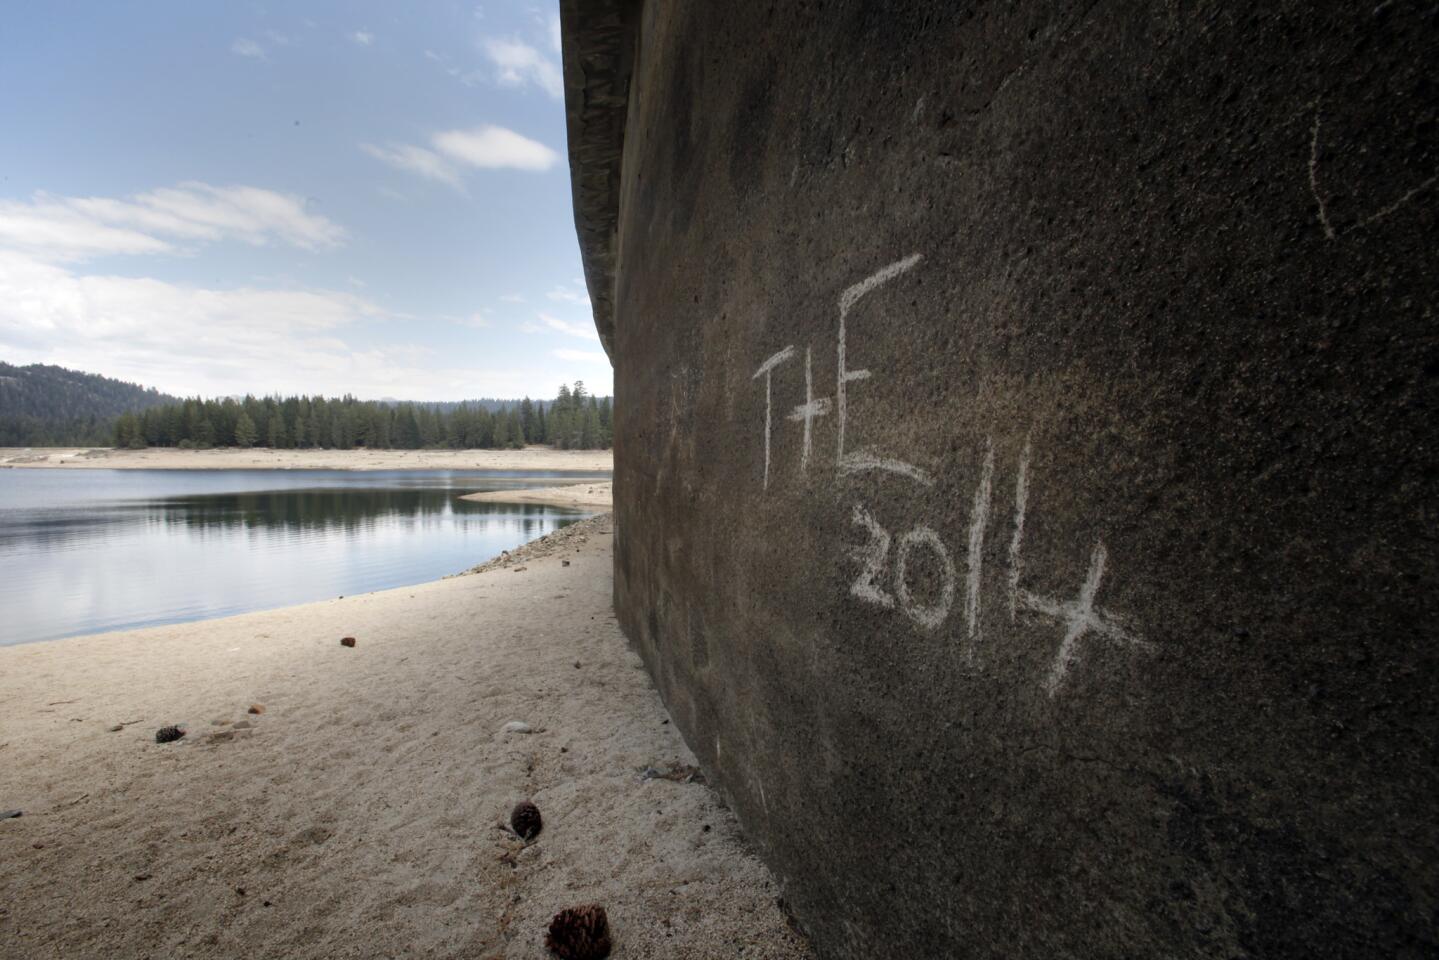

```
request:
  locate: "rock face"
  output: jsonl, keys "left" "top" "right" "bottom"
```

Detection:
{"left": 560, "top": 2, "right": 1437, "bottom": 957}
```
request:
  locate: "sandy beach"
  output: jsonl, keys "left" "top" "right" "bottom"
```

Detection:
{"left": 461, "top": 482, "right": 613, "bottom": 509}
{"left": 0, "top": 446, "right": 613, "bottom": 473}
{"left": 0, "top": 516, "right": 810, "bottom": 959}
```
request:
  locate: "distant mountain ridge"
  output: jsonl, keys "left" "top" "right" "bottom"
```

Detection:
{"left": 0, "top": 362, "right": 180, "bottom": 446}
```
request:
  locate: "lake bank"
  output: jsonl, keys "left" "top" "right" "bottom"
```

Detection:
{"left": 0, "top": 446, "right": 613, "bottom": 473}
{"left": 0, "top": 515, "right": 812, "bottom": 959}
{"left": 460, "top": 480, "right": 613, "bottom": 509}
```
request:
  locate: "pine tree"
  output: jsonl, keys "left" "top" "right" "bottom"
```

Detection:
{"left": 267, "top": 414, "right": 284, "bottom": 449}
{"left": 234, "top": 411, "right": 258, "bottom": 448}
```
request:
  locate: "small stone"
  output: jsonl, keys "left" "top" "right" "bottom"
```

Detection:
{"left": 574, "top": 661, "right": 582, "bottom": 669}
{"left": 0, "top": 810, "right": 22, "bottom": 820}
{"left": 108, "top": 724, "right": 124, "bottom": 732}
{"left": 32, "top": 842, "right": 43, "bottom": 849}
{"left": 512, "top": 566, "right": 528, "bottom": 573}
{"left": 232, "top": 720, "right": 253, "bottom": 730}
{"left": 561, "top": 559, "right": 571, "bottom": 566}
{"left": 501, "top": 720, "right": 532, "bottom": 735}
{"left": 340, "top": 636, "right": 356, "bottom": 648}
{"left": 236, "top": 887, "right": 246, "bottom": 896}
{"left": 133, "top": 873, "right": 152, "bottom": 882}
{"left": 155, "top": 725, "right": 185, "bottom": 744}
{"left": 248, "top": 704, "right": 265, "bottom": 715}
{"left": 511, "top": 800, "right": 543, "bottom": 840}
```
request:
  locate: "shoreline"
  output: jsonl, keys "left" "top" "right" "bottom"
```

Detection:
{"left": 0, "top": 515, "right": 812, "bottom": 959}
{"left": 460, "top": 480, "right": 613, "bottom": 509}
{"left": 0, "top": 446, "right": 613, "bottom": 473}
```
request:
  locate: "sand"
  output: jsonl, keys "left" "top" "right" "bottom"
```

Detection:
{"left": 0, "top": 446, "right": 613, "bottom": 473}
{"left": 0, "top": 516, "right": 811, "bottom": 960}
{"left": 461, "top": 482, "right": 613, "bottom": 509}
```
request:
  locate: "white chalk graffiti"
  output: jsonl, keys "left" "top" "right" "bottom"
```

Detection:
{"left": 754, "top": 255, "right": 1154, "bottom": 697}
{"left": 752, "top": 345, "right": 796, "bottom": 490}
{"left": 836, "top": 255, "right": 934, "bottom": 486}
{"left": 1018, "top": 543, "right": 1153, "bottom": 695}
{"left": 787, "top": 346, "right": 831, "bottom": 473}
{"left": 848, "top": 504, "right": 895, "bottom": 609}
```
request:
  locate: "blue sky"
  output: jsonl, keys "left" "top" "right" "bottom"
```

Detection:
{"left": 0, "top": 1, "right": 609, "bottom": 400}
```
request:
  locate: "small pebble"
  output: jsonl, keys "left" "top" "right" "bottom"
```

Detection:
{"left": 340, "top": 636, "right": 356, "bottom": 648}
{"left": 1, "top": 810, "right": 22, "bottom": 820}
{"left": 501, "top": 720, "right": 532, "bottom": 734}
{"left": 233, "top": 720, "right": 253, "bottom": 730}
{"left": 248, "top": 704, "right": 265, "bottom": 715}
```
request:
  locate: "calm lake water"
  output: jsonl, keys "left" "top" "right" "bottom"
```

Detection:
{"left": 0, "top": 468, "right": 607, "bottom": 646}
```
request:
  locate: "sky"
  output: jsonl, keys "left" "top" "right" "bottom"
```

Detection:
{"left": 0, "top": 1, "right": 611, "bottom": 401}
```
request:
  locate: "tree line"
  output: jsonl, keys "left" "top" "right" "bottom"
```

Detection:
{"left": 0, "top": 362, "right": 177, "bottom": 446}
{"left": 112, "top": 382, "right": 612, "bottom": 451}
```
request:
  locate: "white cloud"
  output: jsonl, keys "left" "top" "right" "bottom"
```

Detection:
{"left": 535, "top": 312, "right": 598, "bottom": 341}
{"left": 231, "top": 38, "right": 266, "bottom": 59}
{"left": 0, "top": 248, "right": 595, "bottom": 399}
{"left": 549, "top": 15, "right": 562, "bottom": 53}
{"left": 433, "top": 125, "right": 558, "bottom": 171}
{"left": 499, "top": 293, "right": 525, "bottom": 303}
{"left": 455, "top": 313, "right": 491, "bottom": 329}
{"left": 362, "top": 126, "right": 557, "bottom": 186}
{"left": 546, "top": 281, "right": 589, "bottom": 306}
{"left": 552, "top": 348, "right": 608, "bottom": 364}
{"left": 360, "top": 143, "right": 464, "bottom": 191}
{"left": 482, "top": 38, "right": 563, "bottom": 98}
{"left": 0, "top": 183, "right": 346, "bottom": 262}
{"left": 350, "top": 30, "right": 374, "bottom": 46}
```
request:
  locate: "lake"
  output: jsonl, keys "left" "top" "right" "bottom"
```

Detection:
{"left": 0, "top": 468, "right": 607, "bottom": 645}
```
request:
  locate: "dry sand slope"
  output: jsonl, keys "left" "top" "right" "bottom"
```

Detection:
{"left": 0, "top": 516, "right": 811, "bottom": 960}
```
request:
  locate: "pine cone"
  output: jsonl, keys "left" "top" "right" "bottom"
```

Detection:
{"left": 511, "top": 800, "right": 543, "bottom": 840}
{"left": 545, "top": 903, "right": 611, "bottom": 959}
{"left": 155, "top": 725, "right": 185, "bottom": 744}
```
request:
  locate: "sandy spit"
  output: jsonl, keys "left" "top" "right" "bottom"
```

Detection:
{"left": 0, "top": 515, "right": 810, "bottom": 960}
{"left": 460, "top": 481, "right": 613, "bottom": 509}
{"left": 0, "top": 446, "right": 613, "bottom": 473}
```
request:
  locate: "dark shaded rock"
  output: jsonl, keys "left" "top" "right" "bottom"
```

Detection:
{"left": 562, "top": 1, "right": 1439, "bottom": 957}
{"left": 154, "top": 725, "right": 185, "bottom": 744}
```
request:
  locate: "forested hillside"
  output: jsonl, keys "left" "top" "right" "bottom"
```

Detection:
{"left": 0, "top": 363, "right": 179, "bottom": 446}
{"left": 113, "top": 381, "right": 612, "bottom": 451}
